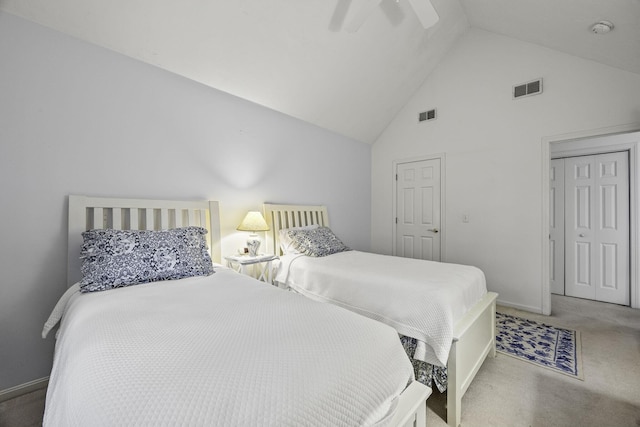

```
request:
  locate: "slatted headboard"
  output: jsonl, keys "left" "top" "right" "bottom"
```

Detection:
{"left": 67, "top": 195, "right": 222, "bottom": 286}
{"left": 263, "top": 204, "right": 329, "bottom": 256}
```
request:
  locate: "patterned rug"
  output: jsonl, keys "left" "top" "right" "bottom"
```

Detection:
{"left": 496, "top": 312, "right": 583, "bottom": 379}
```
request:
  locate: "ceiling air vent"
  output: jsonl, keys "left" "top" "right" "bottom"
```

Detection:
{"left": 513, "top": 78, "right": 543, "bottom": 99}
{"left": 418, "top": 109, "right": 436, "bottom": 123}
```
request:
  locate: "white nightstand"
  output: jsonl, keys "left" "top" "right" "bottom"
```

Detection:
{"left": 225, "top": 254, "right": 279, "bottom": 283}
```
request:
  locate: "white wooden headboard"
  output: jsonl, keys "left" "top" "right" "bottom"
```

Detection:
{"left": 67, "top": 195, "right": 222, "bottom": 286}
{"left": 263, "top": 203, "right": 329, "bottom": 256}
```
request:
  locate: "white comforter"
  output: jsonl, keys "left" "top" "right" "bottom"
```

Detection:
{"left": 275, "top": 251, "right": 487, "bottom": 367}
{"left": 43, "top": 267, "right": 414, "bottom": 426}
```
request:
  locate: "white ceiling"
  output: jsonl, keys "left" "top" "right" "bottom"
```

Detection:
{"left": 1, "top": 0, "right": 638, "bottom": 144}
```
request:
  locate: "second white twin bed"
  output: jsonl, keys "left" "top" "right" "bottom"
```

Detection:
{"left": 276, "top": 250, "right": 487, "bottom": 369}
{"left": 265, "top": 203, "right": 498, "bottom": 427}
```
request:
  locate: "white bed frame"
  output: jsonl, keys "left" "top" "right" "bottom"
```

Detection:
{"left": 264, "top": 203, "right": 498, "bottom": 427}
{"left": 66, "top": 195, "right": 429, "bottom": 427}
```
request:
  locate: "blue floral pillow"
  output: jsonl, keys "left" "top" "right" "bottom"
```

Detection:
{"left": 79, "top": 226, "right": 214, "bottom": 292}
{"left": 287, "top": 226, "right": 350, "bottom": 257}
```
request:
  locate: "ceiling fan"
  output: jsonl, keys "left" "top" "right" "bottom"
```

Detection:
{"left": 330, "top": 0, "right": 439, "bottom": 33}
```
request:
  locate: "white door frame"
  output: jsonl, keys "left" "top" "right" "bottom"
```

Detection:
{"left": 392, "top": 153, "right": 446, "bottom": 261}
{"left": 541, "top": 124, "right": 640, "bottom": 315}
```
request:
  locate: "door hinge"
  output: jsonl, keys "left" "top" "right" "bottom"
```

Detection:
{"left": 395, "top": 217, "right": 398, "bottom": 224}
{"left": 395, "top": 174, "right": 398, "bottom": 180}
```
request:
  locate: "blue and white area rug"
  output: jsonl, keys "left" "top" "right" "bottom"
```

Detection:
{"left": 496, "top": 312, "right": 583, "bottom": 380}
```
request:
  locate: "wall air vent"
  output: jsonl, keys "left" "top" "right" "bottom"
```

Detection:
{"left": 418, "top": 109, "right": 436, "bottom": 123}
{"left": 513, "top": 78, "right": 543, "bottom": 99}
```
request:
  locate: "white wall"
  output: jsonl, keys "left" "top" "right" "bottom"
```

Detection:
{"left": 372, "top": 28, "right": 640, "bottom": 313}
{"left": 0, "top": 12, "right": 371, "bottom": 391}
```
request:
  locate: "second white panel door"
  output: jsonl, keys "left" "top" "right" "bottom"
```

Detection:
{"left": 565, "top": 151, "right": 629, "bottom": 305}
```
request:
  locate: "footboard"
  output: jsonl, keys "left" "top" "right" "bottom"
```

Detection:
{"left": 447, "top": 292, "right": 498, "bottom": 427}
{"left": 391, "top": 381, "right": 431, "bottom": 427}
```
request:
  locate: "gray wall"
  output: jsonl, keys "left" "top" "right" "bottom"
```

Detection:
{"left": 0, "top": 12, "right": 371, "bottom": 391}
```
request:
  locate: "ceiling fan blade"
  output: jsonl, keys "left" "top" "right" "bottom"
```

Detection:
{"left": 329, "top": 0, "right": 353, "bottom": 32}
{"left": 344, "top": 0, "right": 383, "bottom": 33}
{"left": 407, "top": 0, "right": 439, "bottom": 29}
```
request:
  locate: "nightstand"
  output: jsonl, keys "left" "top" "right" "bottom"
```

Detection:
{"left": 225, "top": 254, "right": 279, "bottom": 283}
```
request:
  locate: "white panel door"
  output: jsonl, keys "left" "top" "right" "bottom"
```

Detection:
{"left": 565, "top": 152, "right": 629, "bottom": 305}
{"left": 396, "top": 158, "right": 441, "bottom": 261}
{"left": 550, "top": 159, "right": 565, "bottom": 295}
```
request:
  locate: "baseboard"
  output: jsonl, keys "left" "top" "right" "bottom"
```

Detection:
{"left": 497, "top": 299, "right": 543, "bottom": 314}
{"left": 0, "top": 377, "right": 49, "bottom": 402}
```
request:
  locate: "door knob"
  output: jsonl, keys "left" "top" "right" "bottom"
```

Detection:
{"left": 429, "top": 228, "right": 439, "bottom": 233}
{"left": 579, "top": 233, "right": 585, "bottom": 237}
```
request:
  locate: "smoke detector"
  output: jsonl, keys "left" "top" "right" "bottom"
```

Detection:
{"left": 591, "top": 21, "right": 614, "bottom": 34}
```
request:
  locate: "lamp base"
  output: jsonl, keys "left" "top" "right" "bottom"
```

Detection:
{"left": 247, "top": 236, "right": 261, "bottom": 257}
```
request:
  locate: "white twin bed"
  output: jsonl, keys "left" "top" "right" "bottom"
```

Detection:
{"left": 264, "top": 204, "right": 498, "bottom": 427}
{"left": 42, "top": 195, "right": 431, "bottom": 427}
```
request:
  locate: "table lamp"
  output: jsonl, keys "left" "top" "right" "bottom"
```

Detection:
{"left": 237, "top": 211, "right": 270, "bottom": 256}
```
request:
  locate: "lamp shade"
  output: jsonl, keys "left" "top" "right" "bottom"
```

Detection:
{"left": 237, "top": 211, "right": 270, "bottom": 232}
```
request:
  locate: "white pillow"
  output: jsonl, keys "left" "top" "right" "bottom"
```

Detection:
{"left": 279, "top": 224, "right": 319, "bottom": 254}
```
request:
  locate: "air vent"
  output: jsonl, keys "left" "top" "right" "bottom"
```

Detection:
{"left": 513, "top": 78, "right": 543, "bottom": 99}
{"left": 418, "top": 109, "right": 437, "bottom": 122}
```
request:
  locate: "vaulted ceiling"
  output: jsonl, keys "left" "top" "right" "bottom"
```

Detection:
{"left": 1, "top": 0, "right": 638, "bottom": 143}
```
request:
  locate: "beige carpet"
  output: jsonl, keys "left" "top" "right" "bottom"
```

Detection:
{"left": 0, "top": 387, "right": 45, "bottom": 427}
{"left": 428, "top": 295, "right": 640, "bottom": 426}
{"left": 2, "top": 295, "right": 639, "bottom": 427}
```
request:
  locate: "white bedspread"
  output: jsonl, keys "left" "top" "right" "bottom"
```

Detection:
{"left": 275, "top": 251, "right": 487, "bottom": 367}
{"left": 43, "top": 267, "right": 414, "bottom": 426}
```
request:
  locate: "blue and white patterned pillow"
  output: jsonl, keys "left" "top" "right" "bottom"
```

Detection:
{"left": 79, "top": 226, "right": 214, "bottom": 292}
{"left": 287, "top": 226, "right": 350, "bottom": 257}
